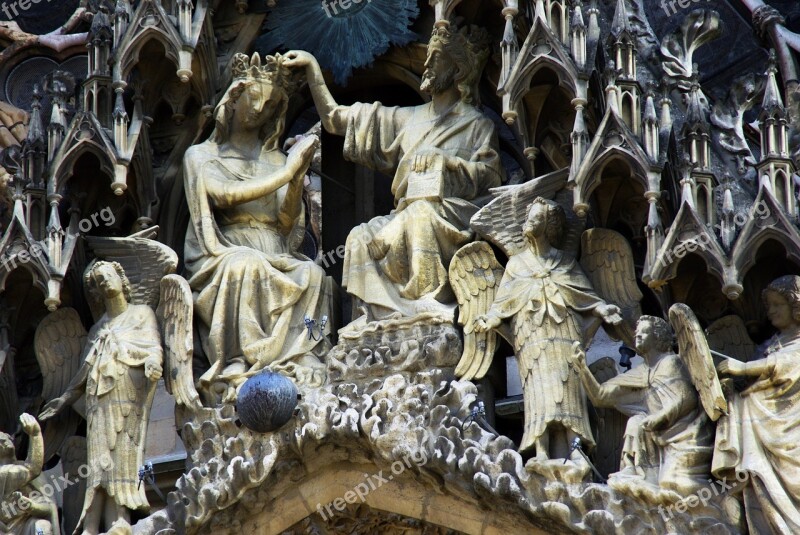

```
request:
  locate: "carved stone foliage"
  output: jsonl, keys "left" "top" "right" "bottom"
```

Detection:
{"left": 134, "top": 356, "right": 738, "bottom": 535}
{"left": 4, "top": 1, "right": 800, "bottom": 534}
{"left": 329, "top": 319, "right": 462, "bottom": 382}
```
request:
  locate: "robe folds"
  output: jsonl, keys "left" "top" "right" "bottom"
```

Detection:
{"left": 183, "top": 144, "right": 333, "bottom": 381}
{"left": 330, "top": 100, "right": 503, "bottom": 317}
{"left": 606, "top": 355, "right": 713, "bottom": 494}
{"left": 712, "top": 338, "right": 800, "bottom": 534}
{"left": 77, "top": 304, "right": 162, "bottom": 531}
{"left": 487, "top": 248, "right": 604, "bottom": 452}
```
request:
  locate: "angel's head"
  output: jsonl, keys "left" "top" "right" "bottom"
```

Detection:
{"left": 0, "top": 431, "right": 15, "bottom": 464}
{"left": 85, "top": 261, "right": 132, "bottom": 303}
{"left": 523, "top": 198, "right": 565, "bottom": 246}
{"left": 635, "top": 315, "right": 673, "bottom": 355}
{"left": 763, "top": 275, "right": 800, "bottom": 331}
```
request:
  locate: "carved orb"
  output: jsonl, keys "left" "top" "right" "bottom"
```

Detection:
{"left": 236, "top": 372, "right": 298, "bottom": 433}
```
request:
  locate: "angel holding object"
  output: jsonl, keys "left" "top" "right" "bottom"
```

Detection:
{"left": 0, "top": 413, "right": 58, "bottom": 535}
{"left": 459, "top": 197, "right": 631, "bottom": 478}
{"left": 572, "top": 312, "right": 718, "bottom": 505}
{"left": 39, "top": 261, "right": 163, "bottom": 535}
{"left": 712, "top": 274, "right": 800, "bottom": 534}
{"left": 183, "top": 52, "right": 333, "bottom": 402}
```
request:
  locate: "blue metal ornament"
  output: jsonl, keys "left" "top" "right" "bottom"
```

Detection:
{"left": 236, "top": 371, "right": 299, "bottom": 433}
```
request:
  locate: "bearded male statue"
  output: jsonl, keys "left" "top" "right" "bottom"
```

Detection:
{"left": 284, "top": 23, "right": 504, "bottom": 325}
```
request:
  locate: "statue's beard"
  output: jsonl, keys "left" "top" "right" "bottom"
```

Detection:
{"left": 420, "top": 69, "right": 455, "bottom": 95}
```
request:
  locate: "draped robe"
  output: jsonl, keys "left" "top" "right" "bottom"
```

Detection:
{"left": 329, "top": 100, "right": 503, "bottom": 318}
{"left": 0, "top": 469, "right": 56, "bottom": 535}
{"left": 605, "top": 354, "right": 713, "bottom": 495}
{"left": 75, "top": 304, "right": 162, "bottom": 533}
{"left": 487, "top": 248, "right": 604, "bottom": 452}
{"left": 183, "top": 144, "right": 333, "bottom": 383}
{"left": 712, "top": 337, "right": 800, "bottom": 534}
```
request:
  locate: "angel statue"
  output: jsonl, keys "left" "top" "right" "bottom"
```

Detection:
{"left": 283, "top": 24, "right": 504, "bottom": 326}
{"left": 572, "top": 312, "right": 719, "bottom": 504}
{"left": 0, "top": 414, "right": 59, "bottom": 535}
{"left": 38, "top": 260, "right": 163, "bottom": 535}
{"left": 183, "top": 52, "right": 334, "bottom": 401}
{"left": 458, "top": 197, "right": 635, "bottom": 478}
{"left": 712, "top": 274, "right": 800, "bottom": 534}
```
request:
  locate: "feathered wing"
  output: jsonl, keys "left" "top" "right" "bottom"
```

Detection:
{"left": 706, "top": 315, "right": 755, "bottom": 362}
{"left": 669, "top": 303, "right": 727, "bottom": 421}
{"left": 580, "top": 229, "right": 643, "bottom": 348}
{"left": 588, "top": 357, "right": 627, "bottom": 479}
{"left": 157, "top": 274, "right": 201, "bottom": 410}
{"left": 34, "top": 307, "right": 87, "bottom": 462}
{"left": 85, "top": 227, "right": 178, "bottom": 318}
{"left": 449, "top": 242, "right": 505, "bottom": 381}
{"left": 470, "top": 169, "right": 575, "bottom": 257}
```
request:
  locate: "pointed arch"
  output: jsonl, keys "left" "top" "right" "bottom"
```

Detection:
{"left": 775, "top": 169, "right": 789, "bottom": 210}
{"left": 621, "top": 92, "right": 634, "bottom": 130}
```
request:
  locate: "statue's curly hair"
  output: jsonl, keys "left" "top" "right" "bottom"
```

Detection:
{"left": 84, "top": 260, "right": 132, "bottom": 303}
{"left": 428, "top": 24, "right": 490, "bottom": 106}
{"left": 523, "top": 197, "right": 566, "bottom": 247}
{"left": 763, "top": 275, "right": 800, "bottom": 322}
{"left": 637, "top": 315, "right": 674, "bottom": 352}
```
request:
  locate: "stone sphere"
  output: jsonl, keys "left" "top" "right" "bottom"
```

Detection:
{"left": 236, "top": 372, "right": 298, "bottom": 433}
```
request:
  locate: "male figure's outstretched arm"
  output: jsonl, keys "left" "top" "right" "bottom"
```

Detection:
{"left": 284, "top": 51, "right": 347, "bottom": 133}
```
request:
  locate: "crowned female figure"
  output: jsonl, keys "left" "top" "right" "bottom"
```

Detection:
{"left": 183, "top": 53, "right": 333, "bottom": 400}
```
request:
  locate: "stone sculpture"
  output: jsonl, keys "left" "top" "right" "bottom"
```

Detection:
{"left": 713, "top": 275, "right": 800, "bottom": 533}
{"left": 467, "top": 198, "right": 625, "bottom": 474}
{"left": 572, "top": 315, "right": 715, "bottom": 501}
{"left": 183, "top": 52, "right": 333, "bottom": 401}
{"left": 284, "top": 23, "right": 504, "bottom": 324}
{"left": 0, "top": 101, "right": 27, "bottom": 149}
{"left": 38, "top": 261, "right": 163, "bottom": 535}
{"left": 0, "top": 414, "right": 58, "bottom": 535}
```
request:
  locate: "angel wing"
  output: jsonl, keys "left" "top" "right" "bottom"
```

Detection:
{"left": 85, "top": 226, "right": 178, "bottom": 319}
{"left": 580, "top": 228, "right": 643, "bottom": 348}
{"left": 706, "top": 315, "right": 755, "bottom": 362}
{"left": 449, "top": 241, "right": 505, "bottom": 381}
{"left": 156, "top": 274, "right": 201, "bottom": 410}
{"left": 34, "top": 307, "right": 87, "bottom": 462}
{"left": 668, "top": 303, "right": 727, "bottom": 421}
{"left": 470, "top": 169, "right": 582, "bottom": 257}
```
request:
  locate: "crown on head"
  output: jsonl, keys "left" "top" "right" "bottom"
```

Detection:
{"left": 231, "top": 52, "right": 296, "bottom": 91}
